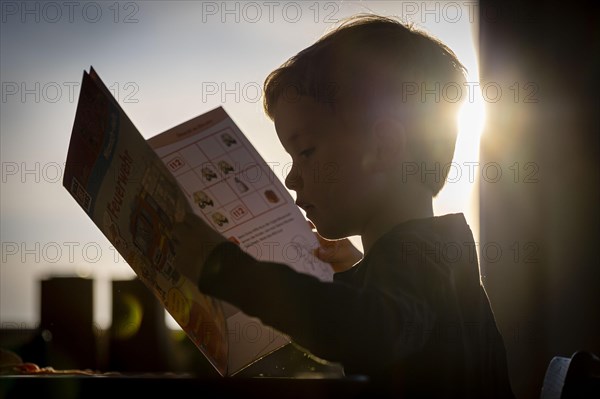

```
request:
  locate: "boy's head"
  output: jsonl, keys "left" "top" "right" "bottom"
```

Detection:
{"left": 263, "top": 15, "right": 467, "bottom": 238}
{"left": 265, "top": 15, "right": 467, "bottom": 192}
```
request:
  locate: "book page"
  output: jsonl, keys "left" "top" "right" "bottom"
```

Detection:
{"left": 148, "top": 106, "right": 334, "bottom": 374}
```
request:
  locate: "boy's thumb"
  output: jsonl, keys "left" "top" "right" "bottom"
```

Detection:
{"left": 314, "top": 245, "right": 335, "bottom": 262}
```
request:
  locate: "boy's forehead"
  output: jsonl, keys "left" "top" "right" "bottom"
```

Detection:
{"left": 273, "top": 96, "right": 331, "bottom": 140}
{"left": 274, "top": 95, "right": 326, "bottom": 119}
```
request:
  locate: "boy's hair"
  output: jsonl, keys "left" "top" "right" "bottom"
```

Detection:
{"left": 263, "top": 14, "right": 467, "bottom": 196}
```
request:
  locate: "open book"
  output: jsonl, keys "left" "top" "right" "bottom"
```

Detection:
{"left": 63, "top": 67, "right": 334, "bottom": 376}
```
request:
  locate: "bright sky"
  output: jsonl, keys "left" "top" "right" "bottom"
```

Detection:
{"left": 0, "top": 1, "right": 483, "bottom": 329}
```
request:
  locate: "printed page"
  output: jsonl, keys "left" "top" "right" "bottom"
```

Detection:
{"left": 148, "top": 106, "right": 334, "bottom": 374}
{"left": 63, "top": 69, "right": 229, "bottom": 376}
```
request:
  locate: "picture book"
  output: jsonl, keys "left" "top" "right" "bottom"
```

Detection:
{"left": 63, "top": 67, "right": 333, "bottom": 376}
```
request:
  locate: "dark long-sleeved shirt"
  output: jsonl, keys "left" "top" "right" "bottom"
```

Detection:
{"left": 198, "top": 213, "right": 514, "bottom": 398}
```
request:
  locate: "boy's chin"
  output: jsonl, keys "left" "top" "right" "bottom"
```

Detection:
{"left": 313, "top": 222, "right": 351, "bottom": 241}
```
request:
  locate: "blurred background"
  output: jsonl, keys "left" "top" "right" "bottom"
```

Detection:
{"left": 0, "top": 1, "right": 598, "bottom": 398}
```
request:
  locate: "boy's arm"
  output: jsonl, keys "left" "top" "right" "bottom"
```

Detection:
{"left": 172, "top": 209, "right": 227, "bottom": 284}
{"left": 198, "top": 240, "right": 436, "bottom": 375}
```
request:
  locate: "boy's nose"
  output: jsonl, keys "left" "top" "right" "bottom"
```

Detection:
{"left": 285, "top": 164, "right": 303, "bottom": 191}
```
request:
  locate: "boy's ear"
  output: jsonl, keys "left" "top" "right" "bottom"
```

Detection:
{"left": 363, "top": 117, "right": 406, "bottom": 172}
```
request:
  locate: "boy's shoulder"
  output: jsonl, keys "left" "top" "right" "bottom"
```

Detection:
{"left": 345, "top": 213, "right": 480, "bottom": 287}
{"left": 375, "top": 213, "right": 474, "bottom": 255}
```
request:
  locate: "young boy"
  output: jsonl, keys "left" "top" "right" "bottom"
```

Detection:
{"left": 175, "top": 15, "right": 514, "bottom": 398}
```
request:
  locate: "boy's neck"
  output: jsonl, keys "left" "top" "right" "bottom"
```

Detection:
{"left": 360, "top": 185, "right": 434, "bottom": 254}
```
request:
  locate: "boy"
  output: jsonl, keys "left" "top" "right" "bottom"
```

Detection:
{"left": 175, "top": 15, "right": 514, "bottom": 398}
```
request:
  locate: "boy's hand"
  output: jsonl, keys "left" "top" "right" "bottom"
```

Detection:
{"left": 310, "top": 222, "right": 363, "bottom": 272}
{"left": 172, "top": 211, "right": 226, "bottom": 285}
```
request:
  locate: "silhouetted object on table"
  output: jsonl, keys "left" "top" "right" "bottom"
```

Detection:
{"left": 108, "top": 278, "right": 170, "bottom": 372}
{"left": 37, "top": 277, "right": 97, "bottom": 369}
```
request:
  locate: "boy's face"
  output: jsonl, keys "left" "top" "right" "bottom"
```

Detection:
{"left": 273, "top": 96, "right": 387, "bottom": 239}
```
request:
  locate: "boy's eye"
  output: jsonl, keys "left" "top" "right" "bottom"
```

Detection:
{"left": 299, "top": 147, "right": 315, "bottom": 159}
